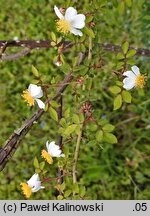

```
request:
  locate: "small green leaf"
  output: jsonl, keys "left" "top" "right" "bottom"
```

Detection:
{"left": 79, "top": 186, "right": 86, "bottom": 197}
{"left": 109, "top": 86, "right": 121, "bottom": 94}
{"left": 122, "top": 90, "right": 132, "bottom": 103}
{"left": 40, "top": 162, "right": 45, "bottom": 170}
{"left": 49, "top": 107, "right": 58, "bottom": 122}
{"left": 51, "top": 41, "right": 56, "bottom": 46}
{"left": 89, "top": 123, "right": 98, "bottom": 132}
{"left": 103, "top": 133, "right": 118, "bottom": 144}
{"left": 60, "top": 63, "right": 71, "bottom": 74}
{"left": 35, "top": 168, "right": 41, "bottom": 174}
{"left": 50, "top": 100, "right": 60, "bottom": 108}
{"left": 118, "top": 1, "right": 125, "bottom": 15}
{"left": 116, "top": 61, "right": 124, "bottom": 70}
{"left": 126, "top": 0, "right": 132, "bottom": 7}
{"left": 64, "top": 124, "right": 77, "bottom": 136}
{"left": 116, "top": 81, "right": 123, "bottom": 87}
{"left": 74, "top": 65, "right": 87, "bottom": 72}
{"left": 51, "top": 32, "right": 56, "bottom": 42}
{"left": 64, "top": 108, "right": 70, "bottom": 119}
{"left": 126, "top": 59, "right": 136, "bottom": 65}
{"left": 73, "top": 183, "right": 79, "bottom": 193}
{"left": 116, "top": 52, "right": 124, "bottom": 60}
{"left": 113, "top": 94, "right": 122, "bottom": 110}
{"left": 33, "top": 157, "right": 39, "bottom": 168}
{"left": 79, "top": 113, "right": 84, "bottom": 122}
{"left": 44, "top": 103, "right": 49, "bottom": 112}
{"left": 86, "top": 15, "right": 93, "bottom": 23}
{"left": 32, "top": 65, "right": 39, "bottom": 77}
{"left": 126, "top": 49, "right": 137, "bottom": 58}
{"left": 59, "top": 118, "right": 67, "bottom": 127}
{"left": 60, "top": 182, "right": 66, "bottom": 191}
{"left": 98, "top": 119, "right": 108, "bottom": 126}
{"left": 96, "top": 130, "right": 103, "bottom": 142}
{"left": 57, "top": 195, "right": 63, "bottom": 200}
{"left": 64, "top": 190, "right": 72, "bottom": 198}
{"left": 122, "top": 41, "right": 129, "bottom": 54}
{"left": 72, "top": 114, "right": 80, "bottom": 124}
{"left": 84, "top": 26, "right": 95, "bottom": 38}
{"left": 86, "top": 78, "right": 93, "bottom": 90}
{"left": 102, "top": 124, "right": 115, "bottom": 132}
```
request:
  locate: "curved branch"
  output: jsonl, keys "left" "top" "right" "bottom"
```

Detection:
{"left": 0, "top": 40, "right": 150, "bottom": 60}
{"left": 0, "top": 48, "right": 31, "bottom": 62}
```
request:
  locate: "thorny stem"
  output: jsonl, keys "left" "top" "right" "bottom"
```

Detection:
{"left": 42, "top": 173, "right": 70, "bottom": 183}
{"left": 72, "top": 123, "right": 84, "bottom": 184}
{"left": 88, "top": 37, "right": 92, "bottom": 60}
{"left": 57, "top": 95, "right": 63, "bottom": 193}
{"left": 0, "top": 40, "right": 150, "bottom": 62}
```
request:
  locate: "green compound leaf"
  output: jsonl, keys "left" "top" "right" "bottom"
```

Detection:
{"left": 113, "top": 94, "right": 122, "bottom": 110}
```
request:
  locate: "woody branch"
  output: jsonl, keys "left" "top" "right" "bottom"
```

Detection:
{"left": 0, "top": 40, "right": 150, "bottom": 62}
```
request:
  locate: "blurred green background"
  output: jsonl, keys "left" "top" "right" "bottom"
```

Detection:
{"left": 0, "top": 0, "right": 150, "bottom": 199}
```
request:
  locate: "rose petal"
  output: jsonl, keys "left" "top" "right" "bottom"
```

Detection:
{"left": 48, "top": 142, "right": 64, "bottom": 157}
{"left": 35, "top": 99, "right": 45, "bottom": 109}
{"left": 123, "top": 71, "right": 136, "bottom": 80}
{"left": 71, "top": 14, "right": 86, "bottom": 29}
{"left": 123, "top": 77, "right": 135, "bottom": 90}
{"left": 27, "top": 174, "right": 39, "bottom": 188}
{"left": 70, "top": 28, "right": 83, "bottom": 36}
{"left": 28, "top": 84, "right": 43, "bottom": 98}
{"left": 32, "top": 181, "right": 44, "bottom": 193}
{"left": 54, "top": 5, "right": 64, "bottom": 19}
{"left": 65, "top": 7, "right": 77, "bottom": 21}
{"left": 131, "top": 65, "right": 140, "bottom": 76}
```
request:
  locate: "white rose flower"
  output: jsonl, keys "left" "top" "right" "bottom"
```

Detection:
{"left": 46, "top": 141, "right": 65, "bottom": 157}
{"left": 123, "top": 65, "right": 145, "bottom": 90}
{"left": 20, "top": 173, "right": 44, "bottom": 198}
{"left": 54, "top": 5, "right": 86, "bottom": 36}
{"left": 22, "top": 84, "right": 45, "bottom": 109}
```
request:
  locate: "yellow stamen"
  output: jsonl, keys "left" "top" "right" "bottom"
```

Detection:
{"left": 20, "top": 183, "right": 32, "bottom": 198}
{"left": 57, "top": 19, "right": 71, "bottom": 34}
{"left": 22, "top": 90, "right": 34, "bottom": 106}
{"left": 41, "top": 150, "right": 53, "bottom": 164}
{"left": 135, "top": 75, "right": 145, "bottom": 88}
